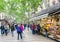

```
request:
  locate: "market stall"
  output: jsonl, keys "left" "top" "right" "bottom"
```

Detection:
{"left": 29, "top": 2, "right": 60, "bottom": 42}
{"left": 40, "top": 12, "right": 60, "bottom": 41}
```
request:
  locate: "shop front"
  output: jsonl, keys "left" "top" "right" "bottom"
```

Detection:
{"left": 48, "top": 12, "right": 60, "bottom": 41}
{"left": 39, "top": 10, "right": 60, "bottom": 42}
{"left": 29, "top": 3, "right": 60, "bottom": 42}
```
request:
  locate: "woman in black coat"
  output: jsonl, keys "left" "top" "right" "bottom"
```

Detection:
{"left": 37, "top": 24, "right": 41, "bottom": 34}
{"left": 1, "top": 25, "right": 5, "bottom": 36}
{"left": 10, "top": 24, "right": 15, "bottom": 37}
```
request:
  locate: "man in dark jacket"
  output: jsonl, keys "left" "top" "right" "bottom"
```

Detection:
{"left": 37, "top": 24, "right": 41, "bottom": 34}
{"left": 16, "top": 23, "right": 22, "bottom": 40}
{"left": 11, "top": 24, "right": 15, "bottom": 37}
{"left": 1, "top": 25, "right": 5, "bottom": 36}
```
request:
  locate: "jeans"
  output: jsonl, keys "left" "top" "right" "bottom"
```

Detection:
{"left": 11, "top": 31, "right": 14, "bottom": 37}
{"left": 28, "top": 27, "right": 29, "bottom": 31}
{"left": 1, "top": 29, "right": 4, "bottom": 36}
{"left": 37, "top": 29, "right": 40, "bottom": 34}
{"left": 5, "top": 29, "right": 8, "bottom": 36}
{"left": 45, "top": 31, "right": 48, "bottom": 37}
{"left": 17, "top": 32, "right": 22, "bottom": 40}
{"left": 32, "top": 29, "right": 35, "bottom": 34}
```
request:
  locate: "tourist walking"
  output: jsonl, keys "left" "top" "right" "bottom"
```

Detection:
{"left": 16, "top": 23, "right": 23, "bottom": 40}
{"left": 31, "top": 23, "right": 36, "bottom": 34}
{"left": 10, "top": 23, "right": 15, "bottom": 37}
{"left": 1, "top": 25, "right": 5, "bottom": 36}
{"left": 37, "top": 24, "right": 41, "bottom": 34}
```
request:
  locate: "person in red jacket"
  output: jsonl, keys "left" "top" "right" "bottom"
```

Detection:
{"left": 31, "top": 23, "right": 36, "bottom": 34}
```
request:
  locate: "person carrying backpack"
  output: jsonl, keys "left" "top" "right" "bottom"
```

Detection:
{"left": 16, "top": 23, "right": 23, "bottom": 40}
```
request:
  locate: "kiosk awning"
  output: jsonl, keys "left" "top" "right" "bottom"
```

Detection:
{"left": 29, "top": 14, "right": 48, "bottom": 21}
{"left": 29, "top": 3, "right": 60, "bottom": 22}
{"left": 34, "top": 3, "right": 60, "bottom": 17}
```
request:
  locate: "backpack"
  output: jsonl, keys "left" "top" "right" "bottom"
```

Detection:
{"left": 17, "top": 26, "right": 22, "bottom": 32}
{"left": 21, "top": 25, "right": 24, "bottom": 31}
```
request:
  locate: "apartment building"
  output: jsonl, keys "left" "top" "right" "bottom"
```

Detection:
{"left": 42, "top": 0, "right": 59, "bottom": 9}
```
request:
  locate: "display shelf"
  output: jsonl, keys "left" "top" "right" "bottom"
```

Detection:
{"left": 49, "top": 35, "right": 54, "bottom": 38}
{"left": 40, "top": 32, "right": 60, "bottom": 42}
{"left": 48, "top": 35, "right": 60, "bottom": 42}
{"left": 57, "top": 39, "right": 60, "bottom": 41}
{"left": 41, "top": 32, "right": 46, "bottom": 35}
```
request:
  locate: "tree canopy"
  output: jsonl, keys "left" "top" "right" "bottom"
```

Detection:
{"left": 0, "top": 0, "right": 42, "bottom": 22}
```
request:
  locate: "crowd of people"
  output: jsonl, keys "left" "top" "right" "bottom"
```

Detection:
{"left": 0, "top": 20, "right": 42, "bottom": 40}
{"left": 0, "top": 21, "right": 25, "bottom": 40}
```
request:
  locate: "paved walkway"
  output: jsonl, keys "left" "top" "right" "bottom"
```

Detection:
{"left": 0, "top": 28, "right": 55, "bottom": 42}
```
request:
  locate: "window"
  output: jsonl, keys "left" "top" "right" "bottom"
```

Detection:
{"left": 58, "top": 0, "right": 60, "bottom": 2}
{"left": 48, "top": 0, "right": 50, "bottom": 2}
{"left": 56, "top": 18, "right": 59, "bottom": 22}
{"left": 52, "top": 1, "right": 56, "bottom": 5}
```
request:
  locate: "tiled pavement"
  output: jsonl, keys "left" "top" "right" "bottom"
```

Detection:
{"left": 0, "top": 28, "right": 55, "bottom": 42}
